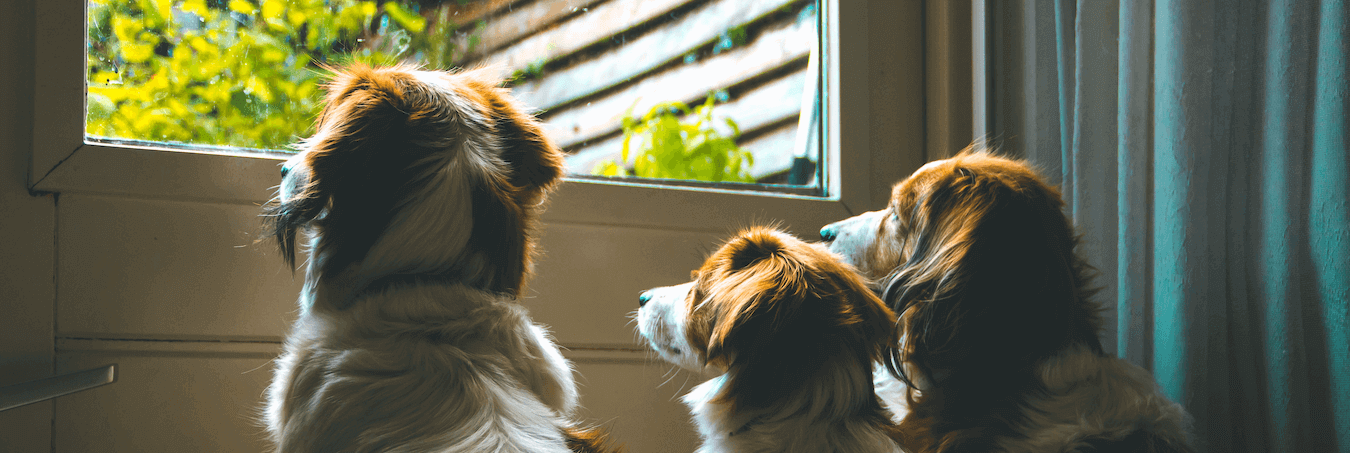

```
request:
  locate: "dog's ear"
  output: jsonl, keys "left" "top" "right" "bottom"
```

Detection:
{"left": 307, "top": 64, "right": 433, "bottom": 197}
{"left": 296, "top": 65, "right": 439, "bottom": 275}
{"left": 725, "top": 229, "right": 786, "bottom": 271}
{"left": 703, "top": 230, "right": 780, "bottom": 370}
{"left": 706, "top": 228, "right": 897, "bottom": 410}
{"left": 492, "top": 94, "right": 565, "bottom": 198}
{"left": 461, "top": 69, "right": 565, "bottom": 202}
{"left": 882, "top": 166, "right": 1001, "bottom": 388}
{"left": 266, "top": 165, "right": 326, "bottom": 269}
{"left": 885, "top": 157, "right": 1102, "bottom": 393}
{"left": 264, "top": 65, "right": 410, "bottom": 271}
{"left": 438, "top": 70, "right": 564, "bottom": 297}
{"left": 704, "top": 228, "right": 792, "bottom": 360}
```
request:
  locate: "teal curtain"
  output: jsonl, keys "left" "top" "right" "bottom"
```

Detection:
{"left": 980, "top": 1, "right": 1348, "bottom": 451}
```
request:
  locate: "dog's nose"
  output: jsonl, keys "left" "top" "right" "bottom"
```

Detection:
{"left": 820, "top": 225, "right": 838, "bottom": 242}
{"left": 280, "top": 163, "right": 292, "bottom": 179}
{"left": 638, "top": 291, "right": 653, "bottom": 307}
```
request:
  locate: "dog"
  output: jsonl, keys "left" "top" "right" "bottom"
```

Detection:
{"left": 635, "top": 226, "right": 906, "bottom": 453}
{"left": 262, "top": 63, "right": 612, "bottom": 453}
{"left": 820, "top": 148, "right": 1195, "bottom": 452}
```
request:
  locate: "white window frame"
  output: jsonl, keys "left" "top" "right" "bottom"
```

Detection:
{"left": 32, "top": 0, "right": 887, "bottom": 231}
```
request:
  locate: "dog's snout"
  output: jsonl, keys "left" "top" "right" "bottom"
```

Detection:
{"left": 280, "top": 163, "right": 292, "bottom": 179}
{"left": 638, "top": 291, "right": 653, "bottom": 307}
{"left": 820, "top": 225, "right": 839, "bottom": 242}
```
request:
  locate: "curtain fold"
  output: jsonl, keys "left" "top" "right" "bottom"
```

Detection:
{"left": 1117, "top": 0, "right": 1153, "bottom": 371}
{"left": 1311, "top": 3, "right": 1350, "bottom": 451}
{"left": 982, "top": 1, "right": 1349, "bottom": 451}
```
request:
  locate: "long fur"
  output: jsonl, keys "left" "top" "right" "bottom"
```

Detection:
{"left": 262, "top": 64, "right": 616, "bottom": 453}
{"left": 636, "top": 227, "right": 906, "bottom": 453}
{"left": 821, "top": 147, "right": 1196, "bottom": 453}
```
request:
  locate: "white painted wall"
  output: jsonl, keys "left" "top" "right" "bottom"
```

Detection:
{"left": 0, "top": 1, "right": 928, "bottom": 452}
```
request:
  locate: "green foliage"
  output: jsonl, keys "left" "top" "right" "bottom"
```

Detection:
{"left": 86, "top": 0, "right": 478, "bottom": 151}
{"left": 510, "top": 58, "right": 547, "bottom": 82}
{"left": 373, "top": 3, "right": 480, "bottom": 70}
{"left": 595, "top": 94, "right": 754, "bottom": 183}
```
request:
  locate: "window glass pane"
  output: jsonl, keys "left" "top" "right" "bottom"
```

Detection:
{"left": 86, "top": 0, "right": 822, "bottom": 191}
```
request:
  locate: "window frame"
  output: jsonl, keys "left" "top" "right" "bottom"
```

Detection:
{"left": 32, "top": 0, "right": 884, "bottom": 230}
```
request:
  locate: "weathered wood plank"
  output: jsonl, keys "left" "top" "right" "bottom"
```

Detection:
{"left": 697, "top": 67, "right": 807, "bottom": 138}
{"left": 509, "top": 0, "right": 801, "bottom": 108}
{"left": 561, "top": 69, "right": 811, "bottom": 179}
{"left": 447, "top": 0, "right": 609, "bottom": 63}
{"left": 473, "top": 0, "right": 697, "bottom": 72}
{"left": 564, "top": 134, "right": 624, "bottom": 176}
{"left": 539, "top": 16, "right": 813, "bottom": 149}
{"left": 739, "top": 122, "right": 801, "bottom": 179}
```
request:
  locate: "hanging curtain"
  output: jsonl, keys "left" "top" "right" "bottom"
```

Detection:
{"left": 979, "top": 0, "right": 1348, "bottom": 451}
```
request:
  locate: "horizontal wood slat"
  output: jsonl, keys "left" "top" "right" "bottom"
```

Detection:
{"left": 563, "top": 68, "right": 808, "bottom": 178}
{"left": 475, "top": 0, "right": 697, "bottom": 73}
{"left": 539, "top": 16, "right": 813, "bottom": 149}
{"left": 452, "top": 0, "right": 675, "bottom": 65}
{"left": 415, "top": 0, "right": 818, "bottom": 184}
{"left": 508, "top": 0, "right": 802, "bottom": 109}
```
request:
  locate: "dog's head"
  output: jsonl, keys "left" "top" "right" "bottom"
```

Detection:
{"left": 636, "top": 227, "right": 897, "bottom": 411}
{"left": 267, "top": 64, "right": 564, "bottom": 299}
{"left": 821, "top": 148, "right": 1102, "bottom": 391}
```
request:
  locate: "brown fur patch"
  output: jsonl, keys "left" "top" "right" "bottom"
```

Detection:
{"left": 690, "top": 227, "right": 899, "bottom": 411}
{"left": 563, "top": 425, "right": 624, "bottom": 453}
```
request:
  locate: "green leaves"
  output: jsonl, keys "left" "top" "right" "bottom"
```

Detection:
{"left": 85, "top": 0, "right": 436, "bottom": 150}
{"left": 382, "top": 2, "right": 425, "bottom": 33}
{"left": 598, "top": 93, "right": 754, "bottom": 183}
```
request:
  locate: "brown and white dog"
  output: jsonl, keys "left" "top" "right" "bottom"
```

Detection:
{"left": 263, "top": 64, "right": 612, "bottom": 453}
{"left": 820, "top": 148, "right": 1195, "bottom": 452}
{"left": 635, "top": 227, "right": 906, "bottom": 453}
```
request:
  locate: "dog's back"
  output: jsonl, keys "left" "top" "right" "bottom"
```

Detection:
{"left": 994, "top": 346, "right": 1196, "bottom": 453}
{"left": 1078, "top": 430, "right": 1194, "bottom": 453}
{"left": 269, "top": 286, "right": 579, "bottom": 453}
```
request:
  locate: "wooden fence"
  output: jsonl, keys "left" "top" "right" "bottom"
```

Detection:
{"left": 420, "top": 0, "right": 820, "bottom": 185}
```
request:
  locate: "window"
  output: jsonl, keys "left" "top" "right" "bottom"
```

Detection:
{"left": 82, "top": 0, "right": 822, "bottom": 193}
{"left": 34, "top": 0, "right": 895, "bottom": 231}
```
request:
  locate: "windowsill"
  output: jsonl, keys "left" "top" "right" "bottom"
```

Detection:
{"left": 29, "top": 142, "right": 284, "bottom": 204}
{"left": 29, "top": 141, "right": 854, "bottom": 231}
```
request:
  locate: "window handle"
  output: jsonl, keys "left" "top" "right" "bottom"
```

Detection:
{"left": 0, "top": 364, "right": 118, "bottom": 412}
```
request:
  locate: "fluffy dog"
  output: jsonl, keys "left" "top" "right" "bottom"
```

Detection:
{"left": 263, "top": 64, "right": 611, "bottom": 453}
{"left": 820, "top": 148, "right": 1195, "bottom": 452}
{"left": 636, "top": 227, "right": 906, "bottom": 453}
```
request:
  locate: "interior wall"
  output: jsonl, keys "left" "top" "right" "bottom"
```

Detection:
{"left": 866, "top": 0, "right": 927, "bottom": 206}
{"left": 0, "top": 0, "right": 56, "bottom": 451}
